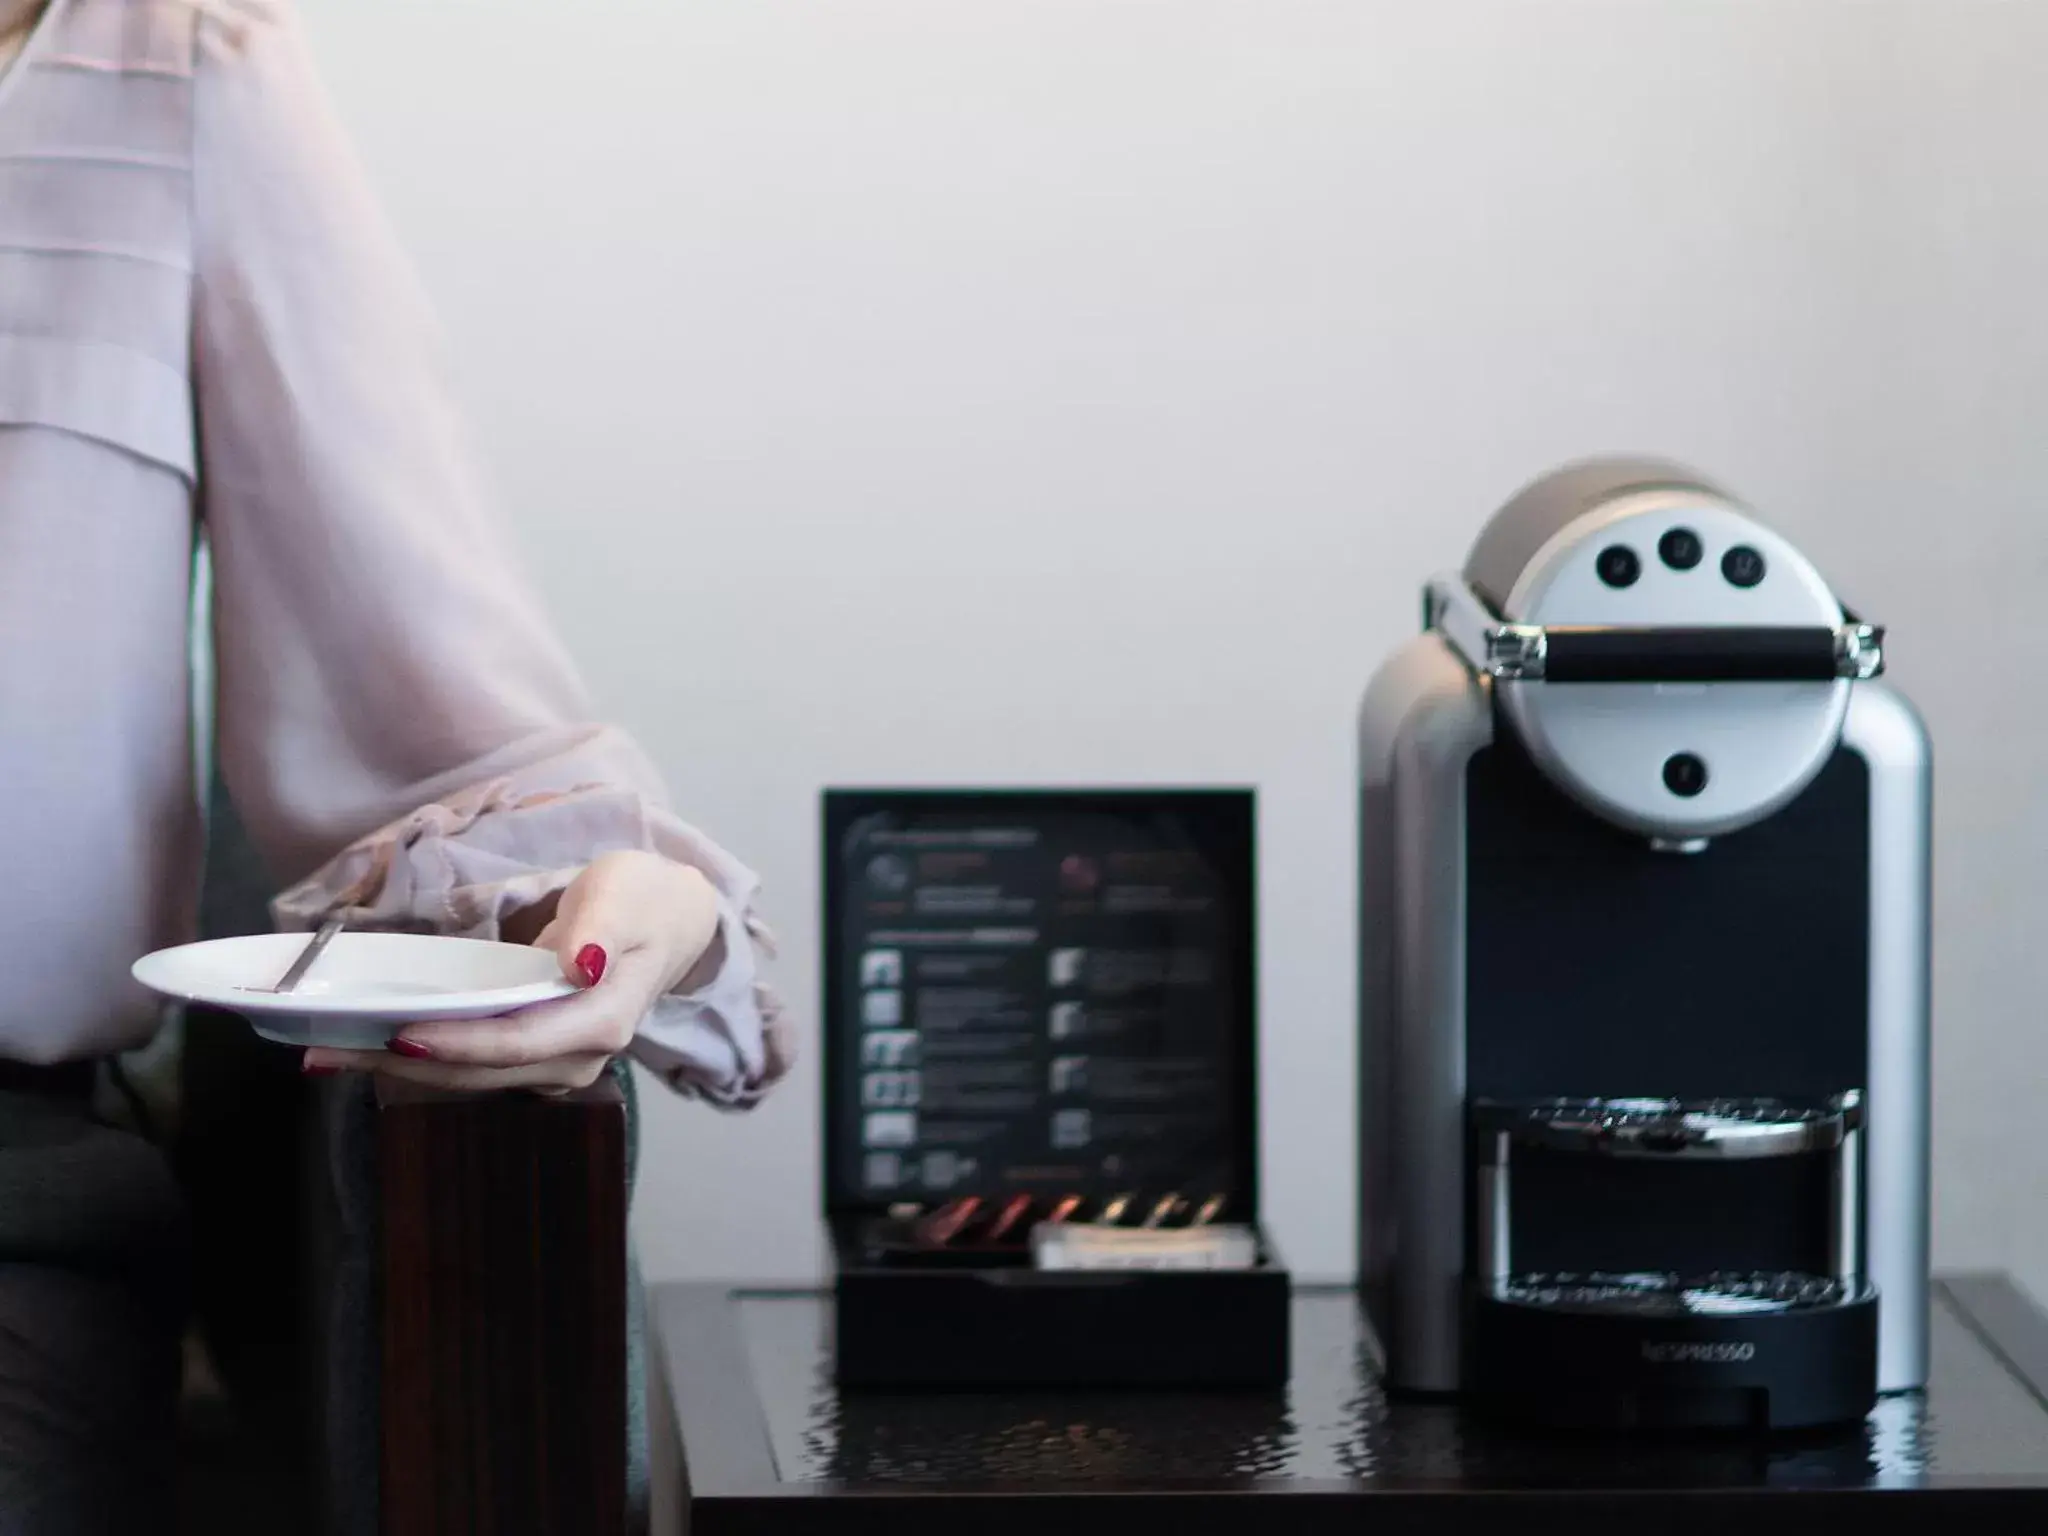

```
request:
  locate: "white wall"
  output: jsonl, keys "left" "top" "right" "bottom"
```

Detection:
{"left": 300, "top": 0, "right": 2048, "bottom": 1291}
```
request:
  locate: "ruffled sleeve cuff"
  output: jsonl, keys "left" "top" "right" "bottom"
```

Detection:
{"left": 270, "top": 775, "right": 795, "bottom": 1106}
{"left": 631, "top": 903, "right": 795, "bottom": 1110}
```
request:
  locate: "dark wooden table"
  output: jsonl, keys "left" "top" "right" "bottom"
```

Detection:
{"left": 651, "top": 1276, "right": 2048, "bottom": 1534}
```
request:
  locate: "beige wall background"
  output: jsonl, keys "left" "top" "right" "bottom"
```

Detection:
{"left": 300, "top": 0, "right": 2048, "bottom": 1291}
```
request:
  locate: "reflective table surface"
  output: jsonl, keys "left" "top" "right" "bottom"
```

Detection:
{"left": 654, "top": 1278, "right": 2048, "bottom": 1532}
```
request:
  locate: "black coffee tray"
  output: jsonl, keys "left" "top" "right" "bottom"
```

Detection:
{"left": 820, "top": 788, "right": 1274, "bottom": 1390}
{"left": 830, "top": 1214, "right": 1291, "bottom": 1390}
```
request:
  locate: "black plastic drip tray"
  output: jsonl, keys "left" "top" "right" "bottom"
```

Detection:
{"left": 1492, "top": 1271, "right": 1860, "bottom": 1318}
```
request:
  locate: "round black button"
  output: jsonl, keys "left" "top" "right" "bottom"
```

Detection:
{"left": 1721, "top": 545, "right": 1767, "bottom": 588}
{"left": 1658, "top": 527, "right": 1703, "bottom": 571}
{"left": 1663, "top": 753, "right": 1709, "bottom": 798}
{"left": 1595, "top": 544, "right": 1641, "bottom": 588}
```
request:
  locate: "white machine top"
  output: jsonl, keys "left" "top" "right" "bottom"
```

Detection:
{"left": 1448, "top": 460, "right": 1866, "bottom": 842}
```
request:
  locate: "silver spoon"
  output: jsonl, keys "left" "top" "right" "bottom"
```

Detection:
{"left": 250, "top": 914, "right": 345, "bottom": 995}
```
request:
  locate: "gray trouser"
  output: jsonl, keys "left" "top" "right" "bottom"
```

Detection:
{"left": 0, "top": 1086, "right": 187, "bottom": 1535}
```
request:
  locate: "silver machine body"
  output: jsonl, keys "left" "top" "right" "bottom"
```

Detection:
{"left": 1358, "top": 458, "right": 1931, "bottom": 1414}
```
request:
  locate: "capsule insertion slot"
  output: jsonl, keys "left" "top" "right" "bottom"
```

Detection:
{"left": 1536, "top": 626, "right": 1858, "bottom": 684}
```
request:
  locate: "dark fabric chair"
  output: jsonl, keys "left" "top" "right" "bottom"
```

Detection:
{"left": 174, "top": 774, "right": 328, "bottom": 1529}
{"left": 175, "top": 778, "right": 647, "bottom": 1535}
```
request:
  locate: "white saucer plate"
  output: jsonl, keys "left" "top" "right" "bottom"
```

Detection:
{"left": 131, "top": 932, "right": 579, "bottom": 1050}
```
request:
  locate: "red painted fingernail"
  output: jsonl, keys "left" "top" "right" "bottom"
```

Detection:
{"left": 576, "top": 944, "right": 608, "bottom": 987}
{"left": 387, "top": 1037, "right": 434, "bottom": 1060}
{"left": 301, "top": 1058, "right": 338, "bottom": 1078}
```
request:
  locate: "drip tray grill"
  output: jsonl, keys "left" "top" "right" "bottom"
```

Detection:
{"left": 1491, "top": 1270, "right": 1863, "bottom": 1318}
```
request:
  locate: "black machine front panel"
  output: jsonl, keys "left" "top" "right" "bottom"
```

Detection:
{"left": 1464, "top": 734, "right": 1868, "bottom": 1282}
{"left": 1464, "top": 735, "right": 1871, "bottom": 1104}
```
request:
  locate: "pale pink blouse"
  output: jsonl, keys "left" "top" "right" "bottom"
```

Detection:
{"left": 0, "top": 0, "right": 791, "bottom": 1103}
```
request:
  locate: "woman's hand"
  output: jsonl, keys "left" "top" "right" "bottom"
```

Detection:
{"left": 300, "top": 850, "right": 724, "bottom": 1091}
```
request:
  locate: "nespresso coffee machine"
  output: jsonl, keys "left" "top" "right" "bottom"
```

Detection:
{"left": 1358, "top": 458, "right": 1931, "bottom": 1431}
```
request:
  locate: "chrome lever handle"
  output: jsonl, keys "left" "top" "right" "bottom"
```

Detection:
{"left": 1424, "top": 574, "right": 1884, "bottom": 683}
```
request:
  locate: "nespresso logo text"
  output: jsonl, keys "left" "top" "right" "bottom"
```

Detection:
{"left": 1642, "top": 1341, "right": 1757, "bottom": 1365}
